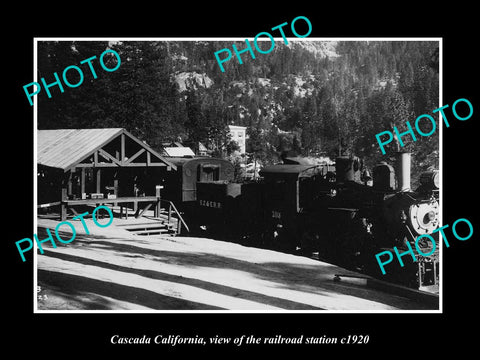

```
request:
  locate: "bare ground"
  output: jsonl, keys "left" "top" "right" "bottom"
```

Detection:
{"left": 35, "top": 216, "right": 437, "bottom": 311}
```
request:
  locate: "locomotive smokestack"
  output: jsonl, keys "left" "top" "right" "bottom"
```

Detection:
{"left": 395, "top": 151, "right": 411, "bottom": 191}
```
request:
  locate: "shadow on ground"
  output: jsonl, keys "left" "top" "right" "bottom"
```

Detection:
{"left": 37, "top": 226, "right": 436, "bottom": 310}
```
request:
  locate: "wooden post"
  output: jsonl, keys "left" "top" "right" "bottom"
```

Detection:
{"left": 67, "top": 171, "right": 73, "bottom": 198}
{"left": 96, "top": 168, "right": 102, "bottom": 194}
{"left": 168, "top": 204, "right": 172, "bottom": 224}
{"left": 113, "top": 179, "right": 119, "bottom": 196}
{"left": 121, "top": 205, "right": 128, "bottom": 219}
{"left": 60, "top": 187, "right": 68, "bottom": 221}
{"left": 80, "top": 168, "right": 86, "bottom": 198}
{"left": 120, "top": 133, "right": 125, "bottom": 164}
{"left": 113, "top": 178, "right": 119, "bottom": 206}
{"left": 155, "top": 185, "right": 163, "bottom": 218}
{"left": 177, "top": 217, "right": 182, "bottom": 235}
{"left": 168, "top": 203, "right": 172, "bottom": 225}
{"left": 136, "top": 203, "right": 153, "bottom": 219}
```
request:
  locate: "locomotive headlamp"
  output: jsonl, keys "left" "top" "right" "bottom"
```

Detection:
{"left": 426, "top": 211, "right": 436, "bottom": 222}
{"left": 408, "top": 201, "right": 439, "bottom": 235}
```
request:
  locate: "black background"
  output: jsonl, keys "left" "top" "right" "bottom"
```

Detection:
{"left": 5, "top": 3, "right": 478, "bottom": 355}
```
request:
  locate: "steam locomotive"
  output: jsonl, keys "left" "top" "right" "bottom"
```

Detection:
{"left": 161, "top": 152, "right": 440, "bottom": 289}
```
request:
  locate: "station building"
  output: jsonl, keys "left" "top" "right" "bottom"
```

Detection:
{"left": 228, "top": 125, "right": 247, "bottom": 154}
{"left": 37, "top": 128, "right": 176, "bottom": 220}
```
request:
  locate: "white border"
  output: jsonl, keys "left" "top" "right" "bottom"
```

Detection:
{"left": 33, "top": 37, "right": 443, "bottom": 314}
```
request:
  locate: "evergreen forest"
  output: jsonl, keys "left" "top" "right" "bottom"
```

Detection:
{"left": 37, "top": 40, "right": 439, "bottom": 185}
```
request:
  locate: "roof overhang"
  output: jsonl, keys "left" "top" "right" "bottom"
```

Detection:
{"left": 37, "top": 128, "right": 177, "bottom": 172}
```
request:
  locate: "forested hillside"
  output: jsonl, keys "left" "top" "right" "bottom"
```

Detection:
{"left": 37, "top": 40, "right": 439, "bottom": 183}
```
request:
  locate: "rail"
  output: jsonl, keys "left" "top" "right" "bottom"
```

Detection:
{"left": 159, "top": 199, "right": 190, "bottom": 234}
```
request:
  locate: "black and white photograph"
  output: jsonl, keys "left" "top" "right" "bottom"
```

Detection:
{"left": 6, "top": 5, "right": 478, "bottom": 356}
{"left": 32, "top": 38, "right": 441, "bottom": 313}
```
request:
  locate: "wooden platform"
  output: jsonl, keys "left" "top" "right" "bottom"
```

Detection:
{"left": 39, "top": 195, "right": 187, "bottom": 235}
{"left": 60, "top": 196, "right": 162, "bottom": 221}
{"left": 65, "top": 196, "right": 159, "bottom": 206}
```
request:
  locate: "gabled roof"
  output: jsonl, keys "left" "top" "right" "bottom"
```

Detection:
{"left": 163, "top": 146, "right": 196, "bottom": 157}
{"left": 37, "top": 128, "right": 176, "bottom": 172}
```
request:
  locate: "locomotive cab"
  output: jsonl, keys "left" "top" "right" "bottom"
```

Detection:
{"left": 260, "top": 164, "right": 330, "bottom": 214}
{"left": 259, "top": 164, "right": 332, "bottom": 250}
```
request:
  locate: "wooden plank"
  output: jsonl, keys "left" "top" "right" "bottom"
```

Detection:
{"left": 135, "top": 229, "right": 170, "bottom": 236}
{"left": 67, "top": 171, "right": 73, "bottom": 197}
{"left": 98, "top": 148, "right": 121, "bottom": 165}
{"left": 122, "top": 129, "right": 176, "bottom": 170}
{"left": 61, "top": 204, "right": 67, "bottom": 221}
{"left": 96, "top": 168, "right": 101, "bottom": 193}
{"left": 66, "top": 196, "right": 159, "bottom": 205}
{"left": 125, "top": 148, "right": 146, "bottom": 164}
{"left": 37, "top": 201, "right": 61, "bottom": 208}
{"left": 167, "top": 200, "right": 189, "bottom": 233}
{"left": 122, "top": 162, "right": 166, "bottom": 167}
{"left": 76, "top": 163, "right": 119, "bottom": 168}
{"left": 61, "top": 187, "right": 68, "bottom": 201}
{"left": 121, "top": 133, "right": 125, "bottom": 165}
{"left": 113, "top": 179, "right": 119, "bottom": 206}
{"left": 155, "top": 186, "right": 162, "bottom": 217}
{"left": 119, "top": 205, "right": 128, "bottom": 219}
{"left": 74, "top": 161, "right": 165, "bottom": 168}
{"left": 136, "top": 203, "right": 153, "bottom": 219}
{"left": 61, "top": 188, "right": 68, "bottom": 221}
{"left": 122, "top": 223, "right": 168, "bottom": 230}
{"left": 80, "top": 168, "right": 85, "bottom": 195}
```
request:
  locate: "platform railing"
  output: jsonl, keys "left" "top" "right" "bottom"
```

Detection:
{"left": 158, "top": 199, "right": 190, "bottom": 234}
{"left": 38, "top": 195, "right": 190, "bottom": 235}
